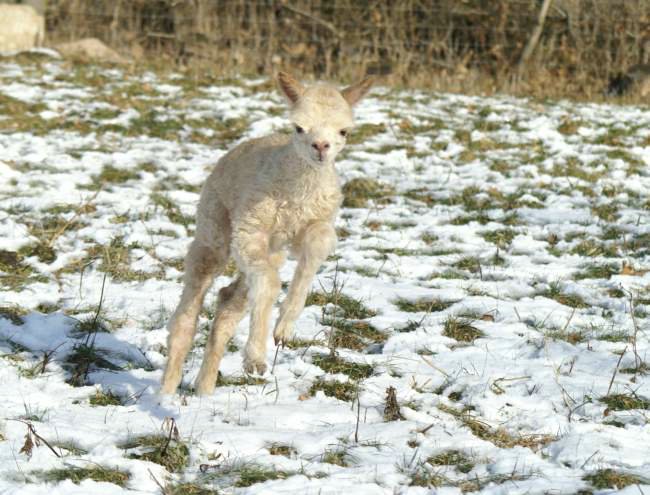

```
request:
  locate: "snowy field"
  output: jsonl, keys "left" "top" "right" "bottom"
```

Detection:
{"left": 1, "top": 56, "right": 649, "bottom": 494}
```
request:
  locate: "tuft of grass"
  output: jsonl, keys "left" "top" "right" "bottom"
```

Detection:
{"left": 574, "top": 263, "right": 619, "bottom": 280}
{"left": 18, "top": 241, "right": 57, "bottom": 264}
{"left": 312, "top": 353, "right": 374, "bottom": 380}
{"left": 438, "top": 404, "right": 554, "bottom": 450}
{"left": 216, "top": 374, "right": 267, "bottom": 387}
{"left": 583, "top": 469, "right": 642, "bottom": 490}
{"left": 597, "top": 330, "right": 629, "bottom": 343}
{"left": 151, "top": 193, "right": 194, "bottom": 227}
{"left": 0, "top": 305, "right": 28, "bottom": 326}
{"left": 442, "top": 316, "right": 484, "bottom": 342}
{"left": 600, "top": 393, "right": 650, "bottom": 411}
{"left": 542, "top": 282, "right": 588, "bottom": 309}
{"left": 452, "top": 256, "right": 482, "bottom": 274}
{"left": 89, "top": 389, "right": 122, "bottom": 406}
{"left": 165, "top": 483, "right": 216, "bottom": 495}
{"left": 322, "top": 449, "right": 349, "bottom": 466}
{"left": 550, "top": 157, "right": 603, "bottom": 183}
{"left": 545, "top": 329, "right": 586, "bottom": 345}
{"left": 267, "top": 443, "right": 297, "bottom": 457}
{"left": 619, "top": 362, "right": 649, "bottom": 375}
{"left": 323, "top": 318, "right": 386, "bottom": 350}
{"left": 571, "top": 239, "right": 619, "bottom": 258}
{"left": 0, "top": 249, "right": 48, "bottom": 291}
{"left": 428, "top": 450, "right": 474, "bottom": 474}
{"left": 558, "top": 118, "right": 582, "bottom": 135}
{"left": 39, "top": 466, "right": 130, "bottom": 487}
{"left": 122, "top": 434, "right": 189, "bottom": 472}
{"left": 73, "top": 315, "right": 112, "bottom": 334}
{"left": 347, "top": 122, "right": 386, "bottom": 145}
{"left": 592, "top": 202, "right": 620, "bottom": 222}
{"left": 405, "top": 462, "right": 447, "bottom": 488}
{"left": 394, "top": 298, "right": 455, "bottom": 313}
{"left": 480, "top": 228, "right": 517, "bottom": 248}
{"left": 309, "top": 377, "right": 357, "bottom": 402}
{"left": 53, "top": 441, "right": 88, "bottom": 456}
{"left": 92, "top": 165, "right": 140, "bottom": 188}
{"left": 233, "top": 466, "right": 291, "bottom": 487}
{"left": 342, "top": 178, "right": 394, "bottom": 208}
{"left": 306, "top": 291, "right": 376, "bottom": 319}
{"left": 65, "top": 343, "right": 120, "bottom": 387}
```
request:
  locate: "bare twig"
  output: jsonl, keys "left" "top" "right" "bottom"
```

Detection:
{"left": 279, "top": 3, "right": 341, "bottom": 38}
{"left": 354, "top": 392, "right": 361, "bottom": 443}
{"left": 606, "top": 346, "right": 627, "bottom": 396}
{"left": 9, "top": 419, "right": 62, "bottom": 458}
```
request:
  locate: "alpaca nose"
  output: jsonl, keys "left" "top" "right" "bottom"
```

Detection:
{"left": 311, "top": 141, "right": 330, "bottom": 153}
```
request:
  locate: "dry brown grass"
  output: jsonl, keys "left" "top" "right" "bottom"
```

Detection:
{"left": 40, "top": 0, "right": 650, "bottom": 102}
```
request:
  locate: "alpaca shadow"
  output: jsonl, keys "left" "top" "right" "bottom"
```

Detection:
{"left": 0, "top": 310, "right": 177, "bottom": 420}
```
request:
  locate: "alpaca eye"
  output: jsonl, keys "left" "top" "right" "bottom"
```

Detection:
{"left": 339, "top": 129, "right": 348, "bottom": 137}
{"left": 295, "top": 125, "right": 304, "bottom": 134}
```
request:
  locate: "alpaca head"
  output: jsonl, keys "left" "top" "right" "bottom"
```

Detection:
{"left": 277, "top": 72, "right": 373, "bottom": 166}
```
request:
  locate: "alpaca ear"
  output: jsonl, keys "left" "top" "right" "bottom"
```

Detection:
{"left": 277, "top": 71, "right": 305, "bottom": 104}
{"left": 341, "top": 76, "right": 374, "bottom": 106}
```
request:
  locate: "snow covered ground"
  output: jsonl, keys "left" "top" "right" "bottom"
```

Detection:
{"left": 1, "top": 57, "right": 649, "bottom": 494}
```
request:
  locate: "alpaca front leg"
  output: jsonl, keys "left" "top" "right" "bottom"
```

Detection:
{"left": 242, "top": 266, "right": 281, "bottom": 374}
{"left": 274, "top": 222, "right": 336, "bottom": 345}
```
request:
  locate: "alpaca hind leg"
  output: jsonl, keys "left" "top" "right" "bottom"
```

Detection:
{"left": 160, "top": 241, "right": 224, "bottom": 394}
{"left": 194, "top": 274, "right": 248, "bottom": 395}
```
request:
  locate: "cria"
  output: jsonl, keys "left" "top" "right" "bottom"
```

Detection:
{"left": 161, "top": 72, "right": 374, "bottom": 395}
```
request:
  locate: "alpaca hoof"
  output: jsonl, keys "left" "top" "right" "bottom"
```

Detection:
{"left": 243, "top": 359, "right": 267, "bottom": 375}
{"left": 273, "top": 323, "right": 293, "bottom": 347}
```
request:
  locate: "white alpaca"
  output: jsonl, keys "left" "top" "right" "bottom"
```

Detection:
{"left": 161, "top": 72, "right": 374, "bottom": 395}
{"left": 0, "top": 4, "right": 45, "bottom": 54}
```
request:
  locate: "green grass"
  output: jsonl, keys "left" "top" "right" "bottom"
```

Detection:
{"left": 347, "top": 122, "right": 386, "bottom": 145}
{"left": 305, "top": 291, "right": 377, "bottom": 319}
{"left": 65, "top": 343, "right": 120, "bottom": 387}
{"left": 574, "top": 263, "right": 619, "bottom": 280}
{"left": 91, "top": 165, "right": 140, "bottom": 188}
{"left": 542, "top": 282, "right": 589, "bottom": 308}
{"left": 545, "top": 329, "right": 586, "bottom": 345}
{"left": 267, "top": 443, "right": 297, "bottom": 457}
{"left": 165, "top": 483, "right": 216, "bottom": 495}
{"left": 452, "top": 256, "right": 482, "bottom": 274}
{"left": 309, "top": 377, "right": 358, "bottom": 402}
{"left": 438, "top": 404, "right": 554, "bottom": 450}
{"left": 216, "top": 374, "right": 267, "bottom": 387}
{"left": 312, "top": 353, "right": 374, "bottom": 380}
{"left": 0, "top": 305, "right": 28, "bottom": 326}
{"left": 151, "top": 192, "right": 194, "bottom": 227}
{"left": 322, "top": 448, "right": 350, "bottom": 466}
{"left": 394, "top": 298, "right": 455, "bottom": 313}
{"left": 342, "top": 178, "right": 394, "bottom": 208}
{"left": 583, "top": 469, "right": 643, "bottom": 490}
{"left": 89, "top": 389, "right": 122, "bottom": 406}
{"left": 480, "top": 228, "right": 518, "bottom": 247}
{"left": 571, "top": 239, "right": 619, "bottom": 258}
{"left": 442, "top": 316, "right": 484, "bottom": 342}
{"left": 0, "top": 249, "right": 49, "bottom": 291}
{"left": 233, "top": 466, "right": 292, "bottom": 487}
{"left": 39, "top": 466, "right": 130, "bottom": 487}
{"left": 122, "top": 434, "right": 189, "bottom": 472}
{"left": 322, "top": 317, "right": 386, "bottom": 350}
{"left": 600, "top": 393, "right": 650, "bottom": 411}
{"left": 428, "top": 450, "right": 474, "bottom": 473}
